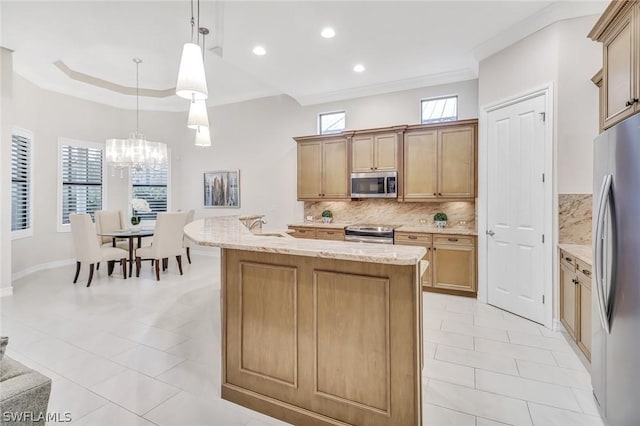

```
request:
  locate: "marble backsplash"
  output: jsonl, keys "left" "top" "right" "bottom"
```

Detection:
{"left": 558, "top": 194, "right": 592, "bottom": 245}
{"left": 304, "top": 200, "right": 476, "bottom": 227}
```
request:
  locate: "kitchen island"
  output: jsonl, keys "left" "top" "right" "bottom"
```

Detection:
{"left": 184, "top": 216, "right": 426, "bottom": 426}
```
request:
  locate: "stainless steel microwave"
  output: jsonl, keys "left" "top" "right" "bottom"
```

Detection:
{"left": 350, "top": 171, "right": 397, "bottom": 198}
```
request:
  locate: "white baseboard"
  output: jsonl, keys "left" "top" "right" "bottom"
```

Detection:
{"left": 0, "top": 286, "right": 13, "bottom": 297}
{"left": 552, "top": 319, "right": 564, "bottom": 332}
{"left": 12, "top": 258, "right": 75, "bottom": 282}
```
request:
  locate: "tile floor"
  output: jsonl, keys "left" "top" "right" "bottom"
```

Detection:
{"left": 0, "top": 252, "right": 604, "bottom": 426}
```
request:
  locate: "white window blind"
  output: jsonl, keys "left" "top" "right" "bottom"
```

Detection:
{"left": 61, "top": 145, "right": 103, "bottom": 224}
{"left": 11, "top": 133, "right": 31, "bottom": 232}
{"left": 421, "top": 95, "right": 458, "bottom": 124}
{"left": 131, "top": 165, "right": 168, "bottom": 220}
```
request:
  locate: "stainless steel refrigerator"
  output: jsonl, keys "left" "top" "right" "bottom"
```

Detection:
{"left": 592, "top": 112, "right": 640, "bottom": 426}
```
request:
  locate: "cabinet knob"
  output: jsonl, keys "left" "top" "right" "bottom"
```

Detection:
{"left": 626, "top": 98, "right": 639, "bottom": 107}
{"left": 582, "top": 269, "right": 591, "bottom": 276}
{"left": 433, "top": 193, "right": 437, "bottom": 196}
{"left": 565, "top": 257, "right": 572, "bottom": 262}
{"left": 438, "top": 192, "right": 442, "bottom": 196}
{"left": 370, "top": 167, "right": 374, "bottom": 170}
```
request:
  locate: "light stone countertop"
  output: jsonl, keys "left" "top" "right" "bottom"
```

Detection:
{"left": 287, "top": 222, "right": 477, "bottom": 236}
{"left": 558, "top": 243, "right": 592, "bottom": 265}
{"left": 185, "top": 216, "right": 426, "bottom": 266}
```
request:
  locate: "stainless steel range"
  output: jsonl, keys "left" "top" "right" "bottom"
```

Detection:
{"left": 344, "top": 225, "right": 395, "bottom": 244}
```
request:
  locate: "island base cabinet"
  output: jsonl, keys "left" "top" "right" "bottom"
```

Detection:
{"left": 221, "top": 249, "right": 422, "bottom": 426}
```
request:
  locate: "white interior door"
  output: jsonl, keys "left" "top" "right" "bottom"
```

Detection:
{"left": 486, "top": 93, "right": 546, "bottom": 324}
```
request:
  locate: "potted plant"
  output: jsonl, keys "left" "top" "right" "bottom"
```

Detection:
{"left": 434, "top": 212, "right": 448, "bottom": 228}
{"left": 321, "top": 209, "right": 333, "bottom": 224}
{"left": 131, "top": 198, "right": 151, "bottom": 230}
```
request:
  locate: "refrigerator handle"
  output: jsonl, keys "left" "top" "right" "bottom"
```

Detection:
{"left": 594, "top": 174, "right": 612, "bottom": 334}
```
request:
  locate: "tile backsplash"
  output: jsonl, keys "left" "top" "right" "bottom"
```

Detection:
{"left": 304, "top": 200, "right": 475, "bottom": 227}
{"left": 558, "top": 194, "right": 592, "bottom": 245}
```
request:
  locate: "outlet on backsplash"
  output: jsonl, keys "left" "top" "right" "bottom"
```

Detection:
{"left": 419, "top": 219, "right": 427, "bottom": 224}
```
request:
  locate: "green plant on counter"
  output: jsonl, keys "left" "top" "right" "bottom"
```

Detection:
{"left": 321, "top": 209, "right": 333, "bottom": 218}
{"left": 434, "top": 212, "right": 447, "bottom": 222}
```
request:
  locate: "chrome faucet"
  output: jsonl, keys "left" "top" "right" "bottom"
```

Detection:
{"left": 248, "top": 218, "right": 267, "bottom": 230}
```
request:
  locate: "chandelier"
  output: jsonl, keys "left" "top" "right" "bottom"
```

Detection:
{"left": 106, "top": 58, "right": 168, "bottom": 175}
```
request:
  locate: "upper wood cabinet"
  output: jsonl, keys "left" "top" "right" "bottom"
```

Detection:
{"left": 589, "top": 1, "right": 640, "bottom": 129}
{"left": 295, "top": 136, "right": 349, "bottom": 201}
{"left": 351, "top": 131, "right": 400, "bottom": 172}
{"left": 403, "top": 121, "right": 477, "bottom": 201}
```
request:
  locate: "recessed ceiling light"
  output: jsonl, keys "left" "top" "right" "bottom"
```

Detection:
{"left": 321, "top": 27, "right": 335, "bottom": 38}
{"left": 353, "top": 64, "right": 365, "bottom": 73}
{"left": 252, "top": 45, "right": 266, "bottom": 56}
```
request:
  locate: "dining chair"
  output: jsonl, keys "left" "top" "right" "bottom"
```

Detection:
{"left": 69, "top": 213, "right": 128, "bottom": 287}
{"left": 95, "top": 210, "right": 129, "bottom": 249}
{"left": 182, "top": 209, "right": 196, "bottom": 264}
{"left": 135, "top": 212, "right": 188, "bottom": 281}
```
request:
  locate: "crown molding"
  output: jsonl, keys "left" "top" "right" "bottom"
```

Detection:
{"left": 293, "top": 68, "right": 478, "bottom": 107}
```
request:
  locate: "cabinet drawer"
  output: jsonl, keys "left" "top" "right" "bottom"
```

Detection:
{"left": 316, "top": 229, "right": 345, "bottom": 241}
{"left": 576, "top": 259, "right": 592, "bottom": 287}
{"left": 289, "top": 227, "right": 317, "bottom": 239}
{"left": 433, "top": 235, "right": 474, "bottom": 246}
{"left": 395, "top": 232, "right": 432, "bottom": 245}
{"left": 560, "top": 250, "right": 577, "bottom": 270}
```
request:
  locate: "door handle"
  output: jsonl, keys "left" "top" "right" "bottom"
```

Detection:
{"left": 594, "top": 174, "right": 612, "bottom": 334}
{"left": 486, "top": 230, "right": 495, "bottom": 236}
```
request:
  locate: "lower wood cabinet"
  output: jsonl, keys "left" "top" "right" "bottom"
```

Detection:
{"left": 559, "top": 249, "right": 592, "bottom": 361}
{"left": 395, "top": 232, "right": 476, "bottom": 295}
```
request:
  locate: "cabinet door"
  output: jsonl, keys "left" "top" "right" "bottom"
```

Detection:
{"left": 374, "top": 134, "right": 398, "bottom": 171}
{"left": 438, "top": 126, "right": 475, "bottom": 198}
{"left": 432, "top": 242, "right": 476, "bottom": 293}
{"left": 603, "top": 8, "right": 636, "bottom": 128}
{"left": 297, "top": 142, "right": 322, "bottom": 200}
{"left": 578, "top": 279, "right": 592, "bottom": 361}
{"left": 394, "top": 233, "right": 433, "bottom": 288}
{"left": 351, "top": 135, "right": 375, "bottom": 172}
{"left": 322, "top": 139, "right": 349, "bottom": 199}
{"left": 403, "top": 130, "right": 438, "bottom": 200}
{"left": 559, "top": 264, "right": 578, "bottom": 339}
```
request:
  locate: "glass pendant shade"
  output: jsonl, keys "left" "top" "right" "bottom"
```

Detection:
{"left": 187, "top": 99, "right": 209, "bottom": 130}
{"left": 106, "top": 133, "right": 168, "bottom": 171}
{"left": 194, "top": 126, "right": 211, "bottom": 147}
{"left": 176, "top": 43, "right": 208, "bottom": 100}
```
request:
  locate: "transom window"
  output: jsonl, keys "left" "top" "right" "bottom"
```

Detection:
{"left": 131, "top": 165, "right": 168, "bottom": 221}
{"left": 421, "top": 95, "right": 458, "bottom": 124}
{"left": 58, "top": 139, "right": 104, "bottom": 229}
{"left": 11, "top": 129, "right": 33, "bottom": 238}
{"left": 319, "top": 111, "right": 346, "bottom": 135}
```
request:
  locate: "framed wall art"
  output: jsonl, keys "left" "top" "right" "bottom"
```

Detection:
{"left": 203, "top": 170, "right": 240, "bottom": 208}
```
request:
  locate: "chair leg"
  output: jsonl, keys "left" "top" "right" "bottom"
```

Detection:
{"left": 87, "top": 264, "right": 95, "bottom": 287}
{"left": 155, "top": 259, "right": 160, "bottom": 281}
{"left": 186, "top": 247, "right": 191, "bottom": 264}
{"left": 162, "top": 258, "right": 168, "bottom": 271}
{"left": 122, "top": 259, "right": 127, "bottom": 279}
{"left": 176, "top": 255, "right": 183, "bottom": 275}
{"left": 107, "top": 260, "right": 115, "bottom": 276}
{"left": 96, "top": 262, "right": 100, "bottom": 271}
{"left": 136, "top": 257, "right": 141, "bottom": 278}
{"left": 73, "top": 261, "right": 81, "bottom": 284}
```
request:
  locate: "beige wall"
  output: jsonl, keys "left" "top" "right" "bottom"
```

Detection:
{"left": 6, "top": 75, "right": 478, "bottom": 276}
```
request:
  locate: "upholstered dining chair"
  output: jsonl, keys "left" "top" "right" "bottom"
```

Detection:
{"left": 182, "top": 209, "right": 196, "bottom": 264}
{"left": 69, "top": 213, "right": 128, "bottom": 287}
{"left": 95, "top": 210, "right": 128, "bottom": 249}
{"left": 135, "top": 212, "right": 188, "bottom": 281}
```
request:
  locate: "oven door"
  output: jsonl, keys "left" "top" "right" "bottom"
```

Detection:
{"left": 351, "top": 172, "right": 397, "bottom": 198}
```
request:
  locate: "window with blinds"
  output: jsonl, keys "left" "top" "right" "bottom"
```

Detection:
{"left": 11, "top": 132, "right": 31, "bottom": 233}
{"left": 61, "top": 144, "right": 103, "bottom": 224}
{"left": 131, "top": 165, "right": 168, "bottom": 220}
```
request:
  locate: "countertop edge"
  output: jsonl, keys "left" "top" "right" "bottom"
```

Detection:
{"left": 558, "top": 243, "right": 592, "bottom": 266}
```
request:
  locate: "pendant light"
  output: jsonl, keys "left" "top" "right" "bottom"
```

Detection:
{"left": 194, "top": 126, "right": 211, "bottom": 147}
{"left": 106, "top": 58, "right": 168, "bottom": 175}
{"left": 176, "top": 0, "right": 208, "bottom": 101}
{"left": 188, "top": 27, "right": 210, "bottom": 138}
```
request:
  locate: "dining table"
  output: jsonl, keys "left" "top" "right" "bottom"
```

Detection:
{"left": 98, "top": 228, "right": 154, "bottom": 277}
